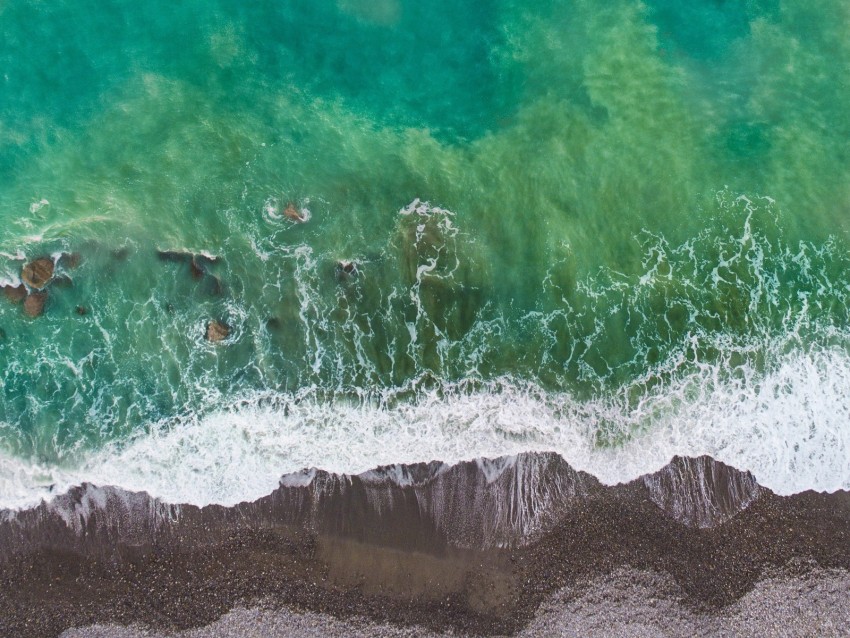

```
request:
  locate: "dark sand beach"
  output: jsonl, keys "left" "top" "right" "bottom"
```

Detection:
{"left": 2, "top": 454, "right": 849, "bottom": 637}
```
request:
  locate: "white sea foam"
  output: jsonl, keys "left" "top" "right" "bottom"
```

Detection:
{"left": 262, "top": 197, "right": 281, "bottom": 221}
{"left": 0, "top": 273, "right": 21, "bottom": 288}
{"left": 28, "top": 199, "right": 49, "bottom": 214}
{"left": 1, "top": 339, "right": 849, "bottom": 510}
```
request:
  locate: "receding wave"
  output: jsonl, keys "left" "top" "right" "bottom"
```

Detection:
{"left": 2, "top": 332, "right": 849, "bottom": 510}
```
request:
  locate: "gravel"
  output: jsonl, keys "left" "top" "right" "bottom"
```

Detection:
{"left": 521, "top": 566, "right": 850, "bottom": 637}
{"left": 61, "top": 566, "right": 850, "bottom": 638}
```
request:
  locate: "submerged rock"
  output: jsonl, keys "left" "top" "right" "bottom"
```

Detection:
{"left": 23, "top": 291, "right": 48, "bottom": 318}
{"left": 3, "top": 284, "right": 26, "bottom": 304}
{"left": 336, "top": 260, "right": 358, "bottom": 279}
{"left": 156, "top": 249, "right": 187, "bottom": 263}
{"left": 21, "top": 258, "right": 54, "bottom": 289}
{"left": 158, "top": 249, "right": 221, "bottom": 293}
{"left": 58, "top": 252, "right": 82, "bottom": 269}
{"left": 189, "top": 259, "right": 205, "bottom": 280}
{"left": 75, "top": 306, "right": 87, "bottom": 316}
{"left": 206, "top": 320, "right": 230, "bottom": 342}
{"left": 157, "top": 249, "right": 218, "bottom": 267}
{"left": 203, "top": 274, "right": 223, "bottom": 296}
{"left": 51, "top": 274, "right": 74, "bottom": 289}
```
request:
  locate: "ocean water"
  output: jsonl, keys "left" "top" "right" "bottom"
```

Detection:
{"left": 1, "top": 0, "right": 850, "bottom": 508}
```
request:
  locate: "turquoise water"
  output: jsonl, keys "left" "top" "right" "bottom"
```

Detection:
{"left": 2, "top": 0, "right": 850, "bottom": 505}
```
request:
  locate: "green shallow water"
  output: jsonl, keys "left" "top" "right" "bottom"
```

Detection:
{"left": 1, "top": 0, "right": 850, "bottom": 464}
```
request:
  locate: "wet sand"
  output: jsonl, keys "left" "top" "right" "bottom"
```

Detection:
{"left": 1, "top": 454, "right": 849, "bottom": 637}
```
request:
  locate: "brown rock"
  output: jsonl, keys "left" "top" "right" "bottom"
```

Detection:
{"left": 21, "top": 258, "right": 54, "bottom": 289}
{"left": 284, "top": 202, "right": 305, "bottom": 223}
{"left": 23, "top": 291, "right": 48, "bottom": 318}
{"left": 3, "top": 284, "right": 26, "bottom": 304}
{"left": 206, "top": 320, "right": 230, "bottom": 342}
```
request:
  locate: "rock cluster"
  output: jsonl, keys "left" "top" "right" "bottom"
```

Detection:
{"left": 158, "top": 249, "right": 223, "bottom": 293}
{"left": 156, "top": 248, "right": 232, "bottom": 343}
{"left": 3, "top": 256, "right": 58, "bottom": 318}
{"left": 2, "top": 252, "right": 85, "bottom": 320}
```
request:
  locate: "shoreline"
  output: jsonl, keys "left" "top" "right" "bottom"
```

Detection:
{"left": 1, "top": 453, "right": 849, "bottom": 637}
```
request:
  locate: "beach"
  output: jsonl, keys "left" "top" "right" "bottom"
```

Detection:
{"left": 1, "top": 453, "right": 848, "bottom": 637}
